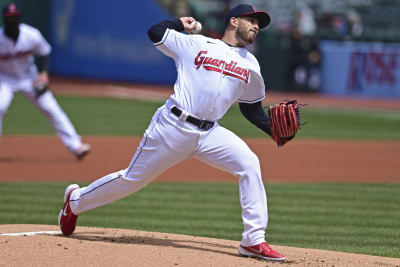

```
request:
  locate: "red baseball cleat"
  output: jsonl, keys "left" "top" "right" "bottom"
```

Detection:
{"left": 58, "top": 184, "right": 80, "bottom": 236}
{"left": 238, "top": 242, "right": 285, "bottom": 261}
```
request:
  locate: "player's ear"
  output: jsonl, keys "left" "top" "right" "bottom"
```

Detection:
{"left": 230, "top": 17, "right": 239, "bottom": 27}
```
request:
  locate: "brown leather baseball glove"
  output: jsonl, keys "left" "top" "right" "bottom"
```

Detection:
{"left": 268, "top": 100, "right": 302, "bottom": 147}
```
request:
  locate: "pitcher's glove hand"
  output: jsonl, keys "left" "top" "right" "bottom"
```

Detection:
{"left": 268, "top": 100, "right": 302, "bottom": 147}
{"left": 34, "top": 83, "right": 49, "bottom": 99}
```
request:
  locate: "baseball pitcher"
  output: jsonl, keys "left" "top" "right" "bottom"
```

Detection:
{"left": 59, "top": 4, "right": 303, "bottom": 261}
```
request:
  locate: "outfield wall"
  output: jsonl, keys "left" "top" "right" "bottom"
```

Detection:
{"left": 320, "top": 40, "right": 400, "bottom": 98}
{"left": 48, "top": 0, "right": 176, "bottom": 84}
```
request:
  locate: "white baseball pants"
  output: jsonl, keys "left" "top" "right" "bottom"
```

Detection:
{"left": 0, "top": 81, "right": 83, "bottom": 153}
{"left": 69, "top": 104, "right": 269, "bottom": 246}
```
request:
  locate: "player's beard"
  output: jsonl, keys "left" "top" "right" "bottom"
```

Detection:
{"left": 236, "top": 22, "right": 258, "bottom": 46}
{"left": 4, "top": 16, "right": 20, "bottom": 41}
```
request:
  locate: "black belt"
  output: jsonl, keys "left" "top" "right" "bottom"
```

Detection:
{"left": 171, "top": 106, "right": 214, "bottom": 130}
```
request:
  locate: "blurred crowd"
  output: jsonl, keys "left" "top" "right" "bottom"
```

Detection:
{"left": 285, "top": 7, "right": 363, "bottom": 92}
{"left": 157, "top": 0, "right": 366, "bottom": 40}
{"left": 157, "top": 0, "right": 400, "bottom": 92}
{"left": 157, "top": 0, "right": 231, "bottom": 39}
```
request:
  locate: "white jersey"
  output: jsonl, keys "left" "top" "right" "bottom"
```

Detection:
{"left": 64, "top": 20, "right": 272, "bottom": 248}
{"left": 0, "top": 23, "right": 51, "bottom": 85}
{"left": 155, "top": 29, "right": 265, "bottom": 121}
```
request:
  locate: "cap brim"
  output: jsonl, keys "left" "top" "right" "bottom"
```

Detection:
{"left": 240, "top": 11, "right": 271, "bottom": 29}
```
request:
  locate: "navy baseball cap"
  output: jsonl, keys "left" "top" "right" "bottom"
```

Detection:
{"left": 2, "top": 3, "right": 20, "bottom": 17}
{"left": 225, "top": 4, "right": 271, "bottom": 29}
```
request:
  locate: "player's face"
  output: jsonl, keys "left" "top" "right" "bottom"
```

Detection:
{"left": 236, "top": 16, "right": 260, "bottom": 46}
{"left": 3, "top": 15, "right": 20, "bottom": 29}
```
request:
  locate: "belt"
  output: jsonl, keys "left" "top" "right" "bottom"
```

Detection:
{"left": 171, "top": 106, "right": 214, "bottom": 131}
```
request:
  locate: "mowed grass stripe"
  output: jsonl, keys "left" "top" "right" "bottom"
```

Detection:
{"left": 0, "top": 182, "right": 399, "bottom": 258}
{"left": 4, "top": 94, "right": 400, "bottom": 139}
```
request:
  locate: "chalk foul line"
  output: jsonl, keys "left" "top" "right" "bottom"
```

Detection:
{"left": 0, "top": 231, "right": 61, "bottom": 236}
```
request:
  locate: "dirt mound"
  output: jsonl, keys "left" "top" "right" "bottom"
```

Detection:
{"left": 1, "top": 224, "right": 399, "bottom": 267}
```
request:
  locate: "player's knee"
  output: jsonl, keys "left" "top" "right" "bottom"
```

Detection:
{"left": 40, "top": 106, "right": 53, "bottom": 117}
{"left": 238, "top": 152, "right": 261, "bottom": 173}
{"left": 123, "top": 169, "right": 155, "bottom": 184}
{"left": 119, "top": 169, "right": 142, "bottom": 182}
{"left": 0, "top": 104, "right": 7, "bottom": 115}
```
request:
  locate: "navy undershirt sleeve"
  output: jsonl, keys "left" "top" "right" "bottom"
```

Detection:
{"left": 239, "top": 101, "right": 272, "bottom": 136}
{"left": 35, "top": 55, "right": 50, "bottom": 72}
{"left": 147, "top": 18, "right": 184, "bottom": 43}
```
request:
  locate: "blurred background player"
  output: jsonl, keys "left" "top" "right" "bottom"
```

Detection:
{"left": 0, "top": 3, "right": 90, "bottom": 160}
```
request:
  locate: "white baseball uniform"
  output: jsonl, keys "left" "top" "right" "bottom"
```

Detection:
{"left": 0, "top": 23, "right": 83, "bottom": 154}
{"left": 69, "top": 27, "right": 269, "bottom": 246}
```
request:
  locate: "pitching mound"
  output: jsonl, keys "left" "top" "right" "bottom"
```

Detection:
{"left": 1, "top": 224, "right": 399, "bottom": 266}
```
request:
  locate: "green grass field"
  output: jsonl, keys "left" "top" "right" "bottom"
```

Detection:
{"left": 1, "top": 93, "right": 400, "bottom": 258}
